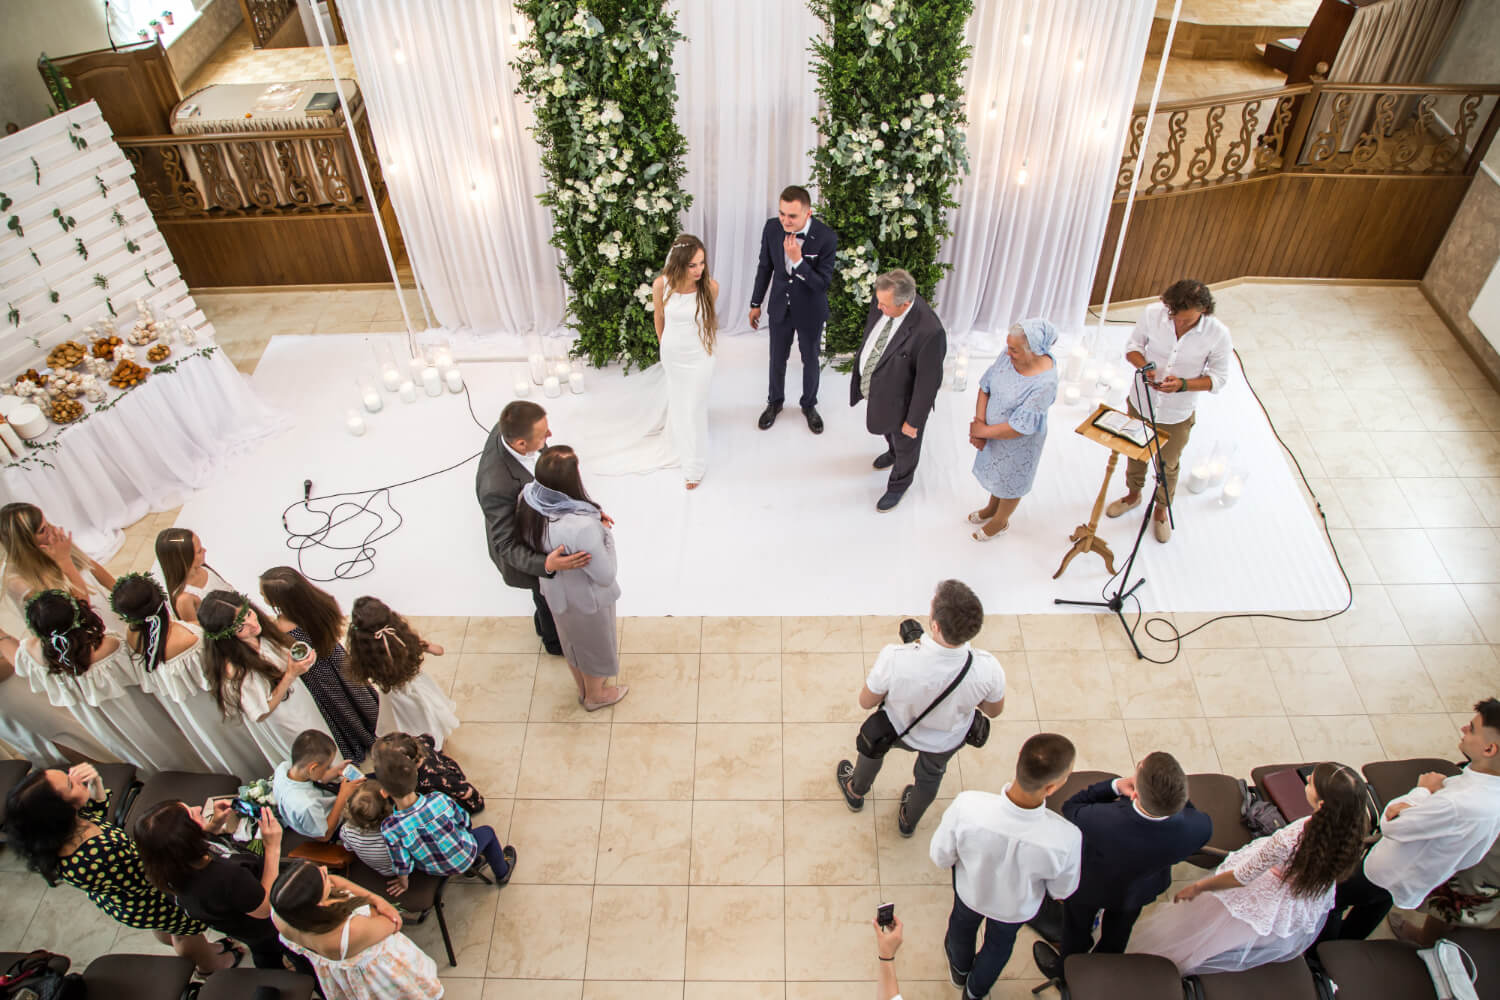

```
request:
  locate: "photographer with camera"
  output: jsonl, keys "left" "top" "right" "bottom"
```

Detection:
{"left": 837, "top": 579, "right": 1007, "bottom": 837}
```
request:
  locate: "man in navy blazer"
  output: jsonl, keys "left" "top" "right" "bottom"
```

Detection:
{"left": 749, "top": 185, "right": 838, "bottom": 433}
{"left": 1033, "top": 752, "right": 1213, "bottom": 981}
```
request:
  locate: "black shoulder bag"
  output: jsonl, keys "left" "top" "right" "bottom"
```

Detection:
{"left": 857, "top": 653, "right": 988, "bottom": 758}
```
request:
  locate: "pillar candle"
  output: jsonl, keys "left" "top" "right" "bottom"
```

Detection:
{"left": 528, "top": 353, "right": 547, "bottom": 384}
{"left": 444, "top": 367, "right": 464, "bottom": 393}
{"left": 1220, "top": 475, "right": 1244, "bottom": 507}
{"left": 380, "top": 364, "right": 401, "bottom": 391}
{"left": 422, "top": 366, "right": 443, "bottom": 397}
{"left": 345, "top": 411, "right": 367, "bottom": 436}
{"left": 362, "top": 389, "right": 383, "bottom": 413}
{"left": 553, "top": 361, "right": 572, "bottom": 378}
{"left": 0, "top": 419, "right": 23, "bottom": 458}
{"left": 1062, "top": 384, "right": 1081, "bottom": 405}
{"left": 398, "top": 380, "right": 417, "bottom": 403}
{"left": 543, "top": 375, "right": 561, "bottom": 398}
{"left": 569, "top": 371, "right": 585, "bottom": 394}
{"left": 513, "top": 378, "right": 531, "bottom": 397}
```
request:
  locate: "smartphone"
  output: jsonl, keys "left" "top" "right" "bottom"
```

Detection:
{"left": 231, "top": 797, "right": 259, "bottom": 819}
{"left": 877, "top": 902, "right": 895, "bottom": 928}
{"left": 342, "top": 763, "right": 363, "bottom": 783}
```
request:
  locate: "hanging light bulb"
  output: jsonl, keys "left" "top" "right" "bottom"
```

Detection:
{"left": 491, "top": 117, "right": 502, "bottom": 140}
{"left": 509, "top": 21, "right": 519, "bottom": 40}
{"left": 1021, "top": 25, "right": 1032, "bottom": 47}
{"left": 385, "top": 160, "right": 399, "bottom": 175}
{"left": 393, "top": 41, "right": 407, "bottom": 64}
{"left": 468, "top": 181, "right": 482, "bottom": 202}
{"left": 1016, "top": 159, "right": 1029, "bottom": 186}
{"left": 1074, "top": 48, "right": 1085, "bottom": 71}
{"left": 986, "top": 100, "right": 998, "bottom": 120}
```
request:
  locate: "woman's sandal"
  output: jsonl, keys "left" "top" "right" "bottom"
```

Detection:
{"left": 966, "top": 510, "right": 992, "bottom": 525}
{"left": 214, "top": 938, "right": 246, "bottom": 969}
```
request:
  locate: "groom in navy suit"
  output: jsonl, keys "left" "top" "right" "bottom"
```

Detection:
{"left": 749, "top": 185, "right": 838, "bottom": 433}
{"left": 1033, "top": 751, "right": 1212, "bottom": 982}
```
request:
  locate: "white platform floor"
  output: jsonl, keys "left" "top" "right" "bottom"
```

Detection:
{"left": 175, "top": 328, "right": 1345, "bottom": 617}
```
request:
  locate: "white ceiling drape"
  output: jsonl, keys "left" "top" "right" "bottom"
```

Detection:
{"left": 339, "top": 0, "right": 1151, "bottom": 350}
{"left": 936, "top": 0, "right": 1155, "bottom": 347}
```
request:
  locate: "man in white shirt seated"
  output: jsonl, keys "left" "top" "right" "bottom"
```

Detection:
{"left": 1105, "top": 278, "right": 1233, "bottom": 544}
{"left": 930, "top": 733, "right": 1083, "bottom": 1000}
{"left": 1324, "top": 697, "right": 1500, "bottom": 943}
{"left": 837, "top": 579, "right": 1007, "bottom": 838}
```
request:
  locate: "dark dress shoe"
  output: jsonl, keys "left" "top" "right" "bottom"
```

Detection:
{"left": 758, "top": 403, "right": 782, "bottom": 430}
{"left": 876, "top": 490, "right": 905, "bottom": 512}
{"left": 802, "top": 406, "right": 824, "bottom": 434}
{"left": 1032, "top": 940, "right": 1063, "bottom": 981}
{"left": 873, "top": 451, "right": 895, "bottom": 470}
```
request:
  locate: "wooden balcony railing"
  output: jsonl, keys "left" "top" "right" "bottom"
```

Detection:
{"left": 1116, "top": 79, "right": 1500, "bottom": 199}
{"left": 239, "top": 0, "right": 299, "bottom": 49}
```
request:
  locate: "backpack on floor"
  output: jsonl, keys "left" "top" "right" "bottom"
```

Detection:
{"left": 0, "top": 951, "right": 85, "bottom": 1000}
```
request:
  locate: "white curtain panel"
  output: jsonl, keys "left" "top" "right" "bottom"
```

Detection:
{"left": 937, "top": 0, "right": 1155, "bottom": 347}
{"left": 339, "top": 0, "right": 568, "bottom": 336}
{"left": 670, "top": 0, "right": 822, "bottom": 335}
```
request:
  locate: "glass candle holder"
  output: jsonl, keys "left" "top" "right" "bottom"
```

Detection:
{"left": 358, "top": 376, "right": 383, "bottom": 413}
{"left": 1220, "top": 467, "right": 1250, "bottom": 507}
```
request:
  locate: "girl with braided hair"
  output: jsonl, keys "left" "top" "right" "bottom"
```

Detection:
{"left": 343, "top": 596, "right": 458, "bottom": 750}
{"left": 197, "top": 588, "right": 331, "bottom": 769}
{"left": 13, "top": 589, "right": 198, "bottom": 773}
{"left": 112, "top": 573, "right": 267, "bottom": 777}
{"left": 1127, "top": 762, "right": 1370, "bottom": 974}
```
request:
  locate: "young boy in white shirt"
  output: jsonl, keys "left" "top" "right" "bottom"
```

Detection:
{"left": 271, "top": 729, "right": 361, "bottom": 840}
{"left": 931, "top": 733, "right": 1082, "bottom": 1000}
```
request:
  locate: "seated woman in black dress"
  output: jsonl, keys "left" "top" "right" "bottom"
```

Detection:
{"left": 4, "top": 764, "right": 239, "bottom": 974}
{"left": 134, "top": 797, "right": 308, "bottom": 972}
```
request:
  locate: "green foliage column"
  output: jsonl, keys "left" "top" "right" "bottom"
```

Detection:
{"left": 809, "top": 0, "right": 972, "bottom": 357}
{"left": 513, "top": 1, "right": 692, "bottom": 369}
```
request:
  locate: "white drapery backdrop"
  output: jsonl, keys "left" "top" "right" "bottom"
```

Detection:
{"left": 339, "top": 0, "right": 1153, "bottom": 349}
{"left": 937, "top": 0, "right": 1155, "bottom": 347}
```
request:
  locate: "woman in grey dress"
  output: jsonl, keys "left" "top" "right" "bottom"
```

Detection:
{"left": 968, "top": 318, "right": 1059, "bottom": 541}
{"left": 516, "top": 446, "right": 628, "bottom": 711}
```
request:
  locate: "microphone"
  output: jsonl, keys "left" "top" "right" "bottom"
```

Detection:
{"left": 303, "top": 479, "right": 313, "bottom": 503}
{"left": 1136, "top": 361, "right": 1156, "bottom": 374}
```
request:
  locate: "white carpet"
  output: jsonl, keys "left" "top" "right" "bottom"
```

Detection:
{"left": 174, "top": 331, "right": 1347, "bottom": 617}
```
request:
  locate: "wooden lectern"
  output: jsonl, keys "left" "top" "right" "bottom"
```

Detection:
{"left": 1053, "top": 405, "right": 1168, "bottom": 579}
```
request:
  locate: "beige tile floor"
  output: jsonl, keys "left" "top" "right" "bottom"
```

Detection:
{"left": 6, "top": 279, "right": 1499, "bottom": 995}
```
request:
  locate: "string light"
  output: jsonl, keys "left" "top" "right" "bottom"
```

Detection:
{"left": 385, "top": 160, "right": 399, "bottom": 175}
{"left": 1074, "top": 48, "right": 1085, "bottom": 72}
{"left": 1016, "top": 158, "right": 1029, "bottom": 186}
{"left": 986, "top": 100, "right": 998, "bottom": 120}
{"left": 491, "top": 117, "right": 502, "bottom": 140}
{"left": 468, "top": 182, "right": 482, "bottom": 202}
{"left": 393, "top": 41, "right": 407, "bottom": 64}
{"left": 1021, "top": 24, "right": 1032, "bottom": 47}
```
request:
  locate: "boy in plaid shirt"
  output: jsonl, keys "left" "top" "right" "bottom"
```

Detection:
{"left": 374, "top": 747, "right": 517, "bottom": 894}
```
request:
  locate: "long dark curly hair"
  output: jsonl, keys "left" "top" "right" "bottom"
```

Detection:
{"left": 24, "top": 590, "right": 107, "bottom": 677}
{"left": 198, "top": 589, "right": 291, "bottom": 721}
{"left": 3, "top": 770, "right": 85, "bottom": 886}
{"left": 343, "top": 596, "right": 424, "bottom": 693}
{"left": 1282, "top": 762, "right": 1369, "bottom": 899}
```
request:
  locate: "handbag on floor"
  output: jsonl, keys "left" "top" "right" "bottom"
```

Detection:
{"left": 857, "top": 653, "right": 981, "bottom": 758}
{"left": 1418, "top": 938, "right": 1479, "bottom": 1000}
{"left": 0, "top": 951, "right": 84, "bottom": 1000}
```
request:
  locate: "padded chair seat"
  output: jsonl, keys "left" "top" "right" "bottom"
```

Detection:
{"left": 0, "top": 758, "right": 31, "bottom": 827}
{"left": 196, "top": 968, "right": 317, "bottom": 1000}
{"left": 1249, "top": 762, "right": 1316, "bottom": 820}
{"left": 1186, "top": 773, "right": 1254, "bottom": 868}
{"left": 0, "top": 950, "right": 70, "bottom": 975}
{"left": 1063, "top": 952, "right": 1182, "bottom": 999}
{"left": 1045, "top": 770, "right": 1119, "bottom": 815}
{"left": 346, "top": 858, "right": 445, "bottom": 911}
{"left": 1193, "top": 957, "right": 1319, "bottom": 1000}
{"left": 1315, "top": 940, "right": 1437, "bottom": 1000}
{"left": 1362, "top": 758, "right": 1462, "bottom": 809}
{"left": 82, "top": 953, "right": 195, "bottom": 1000}
{"left": 124, "top": 771, "right": 241, "bottom": 832}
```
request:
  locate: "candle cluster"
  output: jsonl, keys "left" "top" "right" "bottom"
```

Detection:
{"left": 355, "top": 340, "right": 470, "bottom": 436}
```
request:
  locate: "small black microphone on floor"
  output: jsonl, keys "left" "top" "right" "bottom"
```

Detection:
{"left": 304, "top": 479, "right": 313, "bottom": 503}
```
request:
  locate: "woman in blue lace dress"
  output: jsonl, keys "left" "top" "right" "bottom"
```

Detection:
{"left": 968, "top": 319, "right": 1059, "bottom": 540}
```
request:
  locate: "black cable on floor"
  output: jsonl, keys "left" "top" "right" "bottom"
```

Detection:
{"left": 1098, "top": 349, "right": 1355, "bottom": 663}
{"left": 279, "top": 381, "right": 492, "bottom": 582}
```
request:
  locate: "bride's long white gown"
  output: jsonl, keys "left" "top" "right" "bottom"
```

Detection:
{"left": 658, "top": 289, "right": 716, "bottom": 483}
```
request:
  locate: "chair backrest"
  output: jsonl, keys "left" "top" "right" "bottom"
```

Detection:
{"left": 1063, "top": 953, "right": 1182, "bottom": 1000}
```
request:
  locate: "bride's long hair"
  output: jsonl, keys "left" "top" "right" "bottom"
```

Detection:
{"left": 660, "top": 234, "right": 716, "bottom": 355}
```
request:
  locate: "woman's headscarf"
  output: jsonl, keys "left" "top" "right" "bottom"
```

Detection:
{"left": 1010, "top": 318, "right": 1058, "bottom": 358}
{"left": 520, "top": 481, "right": 600, "bottom": 520}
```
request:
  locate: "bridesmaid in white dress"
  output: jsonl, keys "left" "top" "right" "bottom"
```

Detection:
{"left": 342, "top": 596, "right": 458, "bottom": 751}
{"left": 0, "top": 502, "right": 124, "bottom": 635}
{"left": 652, "top": 234, "right": 719, "bottom": 489}
{"left": 0, "top": 626, "right": 111, "bottom": 766}
{"left": 197, "top": 589, "right": 332, "bottom": 769}
{"left": 155, "top": 527, "right": 235, "bottom": 624}
{"left": 111, "top": 573, "right": 273, "bottom": 779}
{"left": 15, "top": 590, "right": 200, "bottom": 775}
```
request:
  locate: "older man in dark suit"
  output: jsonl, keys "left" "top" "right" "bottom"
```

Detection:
{"left": 849, "top": 268, "right": 947, "bottom": 512}
{"left": 474, "top": 400, "right": 589, "bottom": 656}
{"left": 1032, "top": 751, "right": 1213, "bottom": 982}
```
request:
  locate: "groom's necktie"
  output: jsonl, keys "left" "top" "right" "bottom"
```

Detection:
{"left": 861, "top": 317, "right": 895, "bottom": 397}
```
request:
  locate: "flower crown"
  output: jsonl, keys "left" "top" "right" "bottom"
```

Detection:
{"left": 107, "top": 571, "right": 167, "bottom": 625}
{"left": 202, "top": 597, "right": 250, "bottom": 642}
{"left": 23, "top": 588, "right": 83, "bottom": 634}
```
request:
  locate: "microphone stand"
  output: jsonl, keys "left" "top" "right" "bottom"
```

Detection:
{"left": 1054, "top": 366, "right": 1172, "bottom": 659}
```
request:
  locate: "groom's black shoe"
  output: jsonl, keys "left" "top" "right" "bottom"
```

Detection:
{"left": 802, "top": 406, "right": 824, "bottom": 434}
{"left": 876, "top": 490, "right": 905, "bottom": 512}
{"left": 758, "top": 403, "right": 782, "bottom": 430}
{"left": 873, "top": 452, "right": 895, "bottom": 470}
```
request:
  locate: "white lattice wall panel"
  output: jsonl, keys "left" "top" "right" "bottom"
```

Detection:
{"left": 0, "top": 101, "right": 213, "bottom": 377}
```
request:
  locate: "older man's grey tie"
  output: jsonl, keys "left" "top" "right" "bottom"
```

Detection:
{"left": 860, "top": 317, "right": 895, "bottom": 397}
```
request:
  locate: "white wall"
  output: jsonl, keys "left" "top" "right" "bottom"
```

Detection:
{"left": 0, "top": 0, "right": 115, "bottom": 133}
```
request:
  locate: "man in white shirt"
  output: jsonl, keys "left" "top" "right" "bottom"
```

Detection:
{"left": 1325, "top": 698, "right": 1500, "bottom": 943}
{"left": 837, "top": 580, "right": 1007, "bottom": 836}
{"left": 930, "top": 733, "right": 1082, "bottom": 1000}
{"left": 1105, "top": 279, "right": 1232, "bottom": 543}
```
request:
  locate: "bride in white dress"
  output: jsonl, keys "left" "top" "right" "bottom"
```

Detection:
{"left": 653, "top": 234, "right": 719, "bottom": 488}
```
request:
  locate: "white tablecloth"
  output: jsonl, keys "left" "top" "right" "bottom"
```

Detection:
{"left": 0, "top": 349, "right": 285, "bottom": 559}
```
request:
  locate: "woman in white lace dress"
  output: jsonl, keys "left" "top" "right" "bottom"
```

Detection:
{"left": 1127, "top": 762, "right": 1368, "bottom": 974}
{"left": 653, "top": 234, "right": 719, "bottom": 489}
